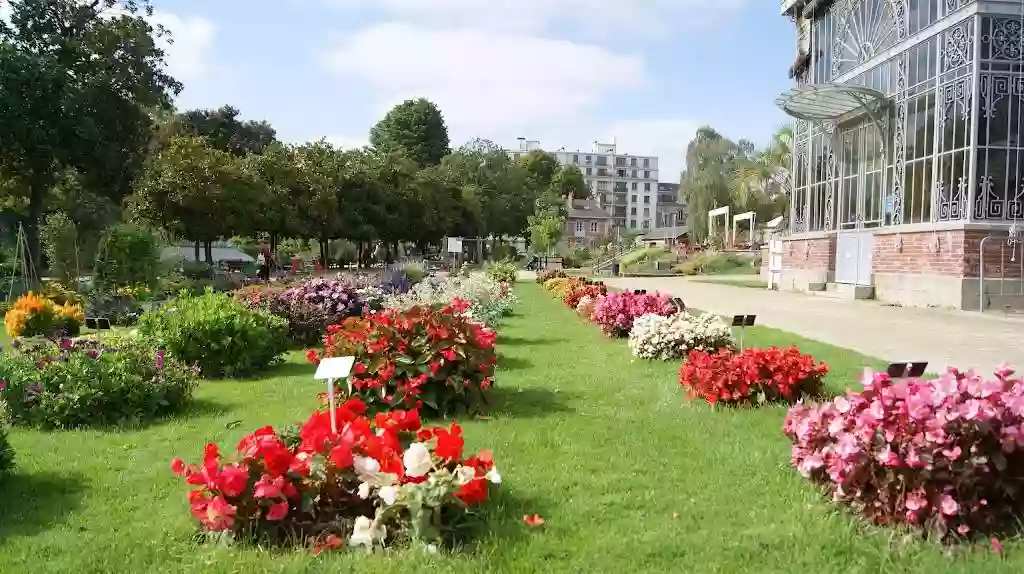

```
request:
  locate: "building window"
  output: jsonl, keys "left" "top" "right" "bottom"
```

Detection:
{"left": 643, "top": 196, "right": 650, "bottom": 204}
{"left": 643, "top": 158, "right": 650, "bottom": 168}
{"left": 573, "top": 154, "right": 579, "bottom": 164}
{"left": 644, "top": 183, "right": 651, "bottom": 191}
{"left": 576, "top": 220, "right": 583, "bottom": 233}
{"left": 631, "top": 169, "right": 638, "bottom": 178}
{"left": 596, "top": 156, "right": 607, "bottom": 166}
{"left": 631, "top": 182, "right": 638, "bottom": 190}
{"left": 597, "top": 180, "right": 608, "bottom": 191}
{"left": 615, "top": 157, "right": 626, "bottom": 167}
{"left": 630, "top": 220, "right": 637, "bottom": 229}
{"left": 586, "top": 155, "right": 592, "bottom": 164}
{"left": 513, "top": 153, "right": 520, "bottom": 161}
{"left": 630, "top": 207, "right": 637, "bottom": 215}
{"left": 642, "top": 220, "right": 650, "bottom": 229}
{"left": 590, "top": 221, "right": 599, "bottom": 232}
{"left": 643, "top": 208, "right": 650, "bottom": 217}
{"left": 617, "top": 169, "right": 626, "bottom": 177}
{"left": 586, "top": 167, "right": 592, "bottom": 176}
{"left": 631, "top": 194, "right": 637, "bottom": 202}
{"left": 631, "top": 158, "right": 637, "bottom": 167}
{"left": 643, "top": 170, "right": 650, "bottom": 179}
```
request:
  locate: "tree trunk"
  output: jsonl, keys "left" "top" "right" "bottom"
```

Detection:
{"left": 270, "top": 233, "right": 278, "bottom": 254}
{"left": 204, "top": 241, "right": 213, "bottom": 264}
{"left": 193, "top": 242, "right": 201, "bottom": 262}
{"left": 25, "top": 181, "right": 45, "bottom": 285}
{"left": 319, "top": 238, "right": 327, "bottom": 265}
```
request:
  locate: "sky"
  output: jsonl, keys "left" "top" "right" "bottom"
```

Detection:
{"left": 8, "top": 0, "right": 799, "bottom": 182}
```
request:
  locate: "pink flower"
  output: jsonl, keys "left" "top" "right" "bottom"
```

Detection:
{"left": 266, "top": 500, "right": 289, "bottom": 521}
{"left": 904, "top": 491, "right": 927, "bottom": 511}
{"left": 939, "top": 494, "right": 959, "bottom": 516}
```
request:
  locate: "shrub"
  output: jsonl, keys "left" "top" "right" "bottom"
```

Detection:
{"left": 234, "top": 284, "right": 348, "bottom": 348}
{"left": 309, "top": 300, "right": 497, "bottom": 417}
{"left": 628, "top": 312, "right": 733, "bottom": 360}
{"left": 536, "top": 269, "right": 566, "bottom": 284}
{"left": 543, "top": 277, "right": 582, "bottom": 299}
{"left": 94, "top": 223, "right": 162, "bottom": 290}
{"left": 281, "top": 278, "right": 364, "bottom": 318}
{"left": 384, "top": 275, "right": 516, "bottom": 329}
{"left": 485, "top": 259, "right": 519, "bottom": 284}
{"left": 680, "top": 347, "right": 828, "bottom": 407}
{"left": 0, "top": 337, "right": 199, "bottom": 428}
{"left": 673, "top": 251, "right": 757, "bottom": 276}
{"left": 0, "top": 402, "right": 13, "bottom": 475}
{"left": 563, "top": 281, "right": 606, "bottom": 309}
{"left": 4, "top": 292, "right": 83, "bottom": 339}
{"left": 576, "top": 295, "right": 598, "bottom": 320}
{"left": 784, "top": 365, "right": 1024, "bottom": 541}
{"left": 138, "top": 289, "right": 289, "bottom": 378}
{"left": 591, "top": 291, "right": 675, "bottom": 337}
{"left": 400, "top": 261, "right": 428, "bottom": 284}
{"left": 40, "top": 212, "right": 80, "bottom": 284}
{"left": 170, "top": 400, "right": 500, "bottom": 550}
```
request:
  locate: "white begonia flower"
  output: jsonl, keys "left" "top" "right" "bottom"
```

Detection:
{"left": 350, "top": 516, "right": 386, "bottom": 548}
{"left": 357, "top": 482, "right": 372, "bottom": 499}
{"left": 354, "top": 456, "right": 381, "bottom": 477}
{"left": 378, "top": 485, "right": 399, "bottom": 505}
{"left": 485, "top": 468, "right": 502, "bottom": 485}
{"left": 455, "top": 465, "right": 476, "bottom": 485}
{"left": 403, "top": 443, "right": 433, "bottom": 477}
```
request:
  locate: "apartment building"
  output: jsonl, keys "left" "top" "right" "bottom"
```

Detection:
{"left": 510, "top": 138, "right": 660, "bottom": 231}
{"left": 654, "top": 182, "right": 686, "bottom": 229}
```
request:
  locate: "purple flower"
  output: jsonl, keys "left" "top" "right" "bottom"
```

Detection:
{"left": 59, "top": 338, "right": 73, "bottom": 350}
{"left": 155, "top": 350, "right": 166, "bottom": 371}
{"left": 86, "top": 350, "right": 99, "bottom": 360}
{"left": 0, "top": 380, "right": 7, "bottom": 392}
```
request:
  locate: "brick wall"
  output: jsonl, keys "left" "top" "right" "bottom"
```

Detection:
{"left": 565, "top": 218, "right": 612, "bottom": 246}
{"left": 781, "top": 236, "right": 834, "bottom": 271}
{"left": 873, "top": 229, "right": 1024, "bottom": 279}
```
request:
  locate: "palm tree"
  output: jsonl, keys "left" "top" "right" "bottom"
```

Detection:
{"left": 730, "top": 125, "right": 793, "bottom": 204}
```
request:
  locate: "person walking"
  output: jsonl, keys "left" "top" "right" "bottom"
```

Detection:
{"left": 257, "top": 243, "right": 275, "bottom": 281}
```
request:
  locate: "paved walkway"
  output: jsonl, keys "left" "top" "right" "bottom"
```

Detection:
{"left": 600, "top": 276, "right": 1024, "bottom": 374}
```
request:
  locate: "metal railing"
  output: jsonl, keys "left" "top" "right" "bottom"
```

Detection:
{"left": 592, "top": 246, "right": 642, "bottom": 273}
{"left": 978, "top": 223, "right": 1023, "bottom": 311}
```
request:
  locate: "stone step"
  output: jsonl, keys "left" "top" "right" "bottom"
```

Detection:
{"left": 807, "top": 282, "right": 875, "bottom": 300}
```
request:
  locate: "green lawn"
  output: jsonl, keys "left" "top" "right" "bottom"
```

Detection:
{"left": 691, "top": 277, "right": 769, "bottom": 289}
{"left": 0, "top": 284, "right": 1019, "bottom": 572}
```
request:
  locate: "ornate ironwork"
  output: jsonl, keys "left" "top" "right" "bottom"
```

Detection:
{"left": 942, "top": 22, "right": 972, "bottom": 71}
{"left": 832, "top": 0, "right": 898, "bottom": 79}
{"left": 979, "top": 74, "right": 1024, "bottom": 120}
{"left": 891, "top": 0, "right": 908, "bottom": 41}
{"left": 974, "top": 176, "right": 1024, "bottom": 221}
{"left": 935, "top": 177, "right": 969, "bottom": 221}
{"left": 825, "top": 146, "right": 836, "bottom": 230}
{"left": 892, "top": 55, "right": 907, "bottom": 225}
{"left": 982, "top": 17, "right": 1023, "bottom": 61}
{"left": 938, "top": 77, "right": 971, "bottom": 124}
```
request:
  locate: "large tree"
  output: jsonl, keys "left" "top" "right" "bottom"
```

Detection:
{"left": 369, "top": 98, "right": 450, "bottom": 168}
{"left": 550, "top": 165, "right": 589, "bottom": 200}
{"left": 0, "top": 0, "right": 180, "bottom": 272}
{"left": 680, "top": 127, "right": 742, "bottom": 242}
{"left": 130, "top": 135, "right": 262, "bottom": 263}
{"left": 174, "top": 105, "right": 277, "bottom": 156}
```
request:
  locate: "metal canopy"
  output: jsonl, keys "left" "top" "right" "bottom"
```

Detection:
{"left": 775, "top": 83, "right": 889, "bottom": 123}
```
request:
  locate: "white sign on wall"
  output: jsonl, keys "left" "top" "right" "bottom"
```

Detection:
{"left": 446, "top": 237, "right": 463, "bottom": 253}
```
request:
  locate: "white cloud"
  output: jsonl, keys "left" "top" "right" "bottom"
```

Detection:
{"left": 323, "top": 22, "right": 644, "bottom": 140}
{"left": 148, "top": 12, "right": 217, "bottom": 83}
{"left": 328, "top": 0, "right": 744, "bottom": 35}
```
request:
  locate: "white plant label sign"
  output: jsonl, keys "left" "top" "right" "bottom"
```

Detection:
{"left": 313, "top": 356, "right": 356, "bottom": 433}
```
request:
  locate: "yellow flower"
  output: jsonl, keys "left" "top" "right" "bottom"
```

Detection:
{"left": 4, "top": 308, "right": 27, "bottom": 338}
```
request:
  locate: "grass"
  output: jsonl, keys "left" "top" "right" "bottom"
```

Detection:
{"left": 0, "top": 285, "right": 1020, "bottom": 573}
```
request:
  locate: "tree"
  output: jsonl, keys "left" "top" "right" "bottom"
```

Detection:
{"left": 293, "top": 140, "right": 346, "bottom": 263}
{"left": 518, "top": 150, "right": 561, "bottom": 194}
{"left": 680, "top": 127, "right": 742, "bottom": 242}
{"left": 130, "top": 135, "right": 262, "bottom": 263}
{"left": 551, "top": 165, "right": 589, "bottom": 200}
{"left": 174, "top": 105, "right": 277, "bottom": 156}
{"left": 369, "top": 98, "right": 450, "bottom": 168}
{"left": 0, "top": 0, "right": 180, "bottom": 273}
{"left": 244, "top": 142, "right": 301, "bottom": 250}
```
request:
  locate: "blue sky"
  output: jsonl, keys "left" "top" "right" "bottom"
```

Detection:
{"left": 153, "top": 0, "right": 797, "bottom": 180}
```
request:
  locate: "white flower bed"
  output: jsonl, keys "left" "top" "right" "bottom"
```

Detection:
{"left": 382, "top": 274, "right": 517, "bottom": 328}
{"left": 627, "top": 311, "right": 734, "bottom": 360}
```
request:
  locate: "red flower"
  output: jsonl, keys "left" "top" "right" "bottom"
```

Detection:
{"left": 202, "top": 496, "right": 237, "bottom": 532}
{"left": 523, "top": 514, "right": 546, "bottom": 527}
{"left": 306, "top": 349, "right": 321, "bottom": 365}
{"left": 253, "top": 474, "right": 285, "bottom": 499}
{"left": 441, "top": 347, "right": 457, "bottom": 361}
{"left": 217, "top": 464, "right": 249, "bottom": 498}
{"left": 992, "top": 537, "right": 1004, "bottom": 555}
{"left": 266, "top": 500, "right": 289, "bottom": 521}
{"left": 434, "top": 422, "right": 464, "bottom": 460}
{"left": 313, "top": 534, "right": 344, "bottom": 555}
{"left": 454, "top": 478, "right": 489, "bottom": 506}
{"left": 170, "top": 458, "right": 186, "bottom": 476}
{"left": 354, "top": 362, "right": 367, "bottom": 375}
